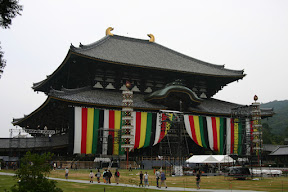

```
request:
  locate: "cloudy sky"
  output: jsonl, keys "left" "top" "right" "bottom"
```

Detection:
{"left": 0, "top": 0, "right": 287, "bottom": 137}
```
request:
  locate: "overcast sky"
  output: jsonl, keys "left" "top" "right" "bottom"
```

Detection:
{"left": 0, "top": 0, "right": 287, "bottom": 138}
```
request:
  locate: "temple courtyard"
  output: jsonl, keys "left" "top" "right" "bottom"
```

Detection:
{"left": 1, "top": 169, "right": 287, "bottom": 192}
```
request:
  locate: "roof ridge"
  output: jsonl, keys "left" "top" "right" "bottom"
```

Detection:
{"left": 71, "top": 36, "right": 111, "bottom": 51}
{"left": 72, "top": 34, "right": 150, "bottom": 51}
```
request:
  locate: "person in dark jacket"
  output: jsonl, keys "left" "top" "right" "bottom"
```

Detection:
{"left": 160, "top": 171, "right": 167, "bottom": 188}
{"left": 139, "top": 171, "right": 144, "bottom": 187}
{"left": 196, "top": 170, "right": 201, "bottom": 189}
{"left": 103, "top": 169, "right": 108, "bottom": 184}
{"left": 114, "top": 169, "right": 120, "bottom": 184}
{"left": 108, "top": 170, "right": 112, "bottom": 184}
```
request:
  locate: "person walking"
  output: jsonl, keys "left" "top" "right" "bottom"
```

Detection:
{"left": 89, "top": 170, "right": 94, "bottom": 183}
{"left": 196, "top": 170, "right": 201, "bottom": 189}
{"left": 108, "top": 170, "right": 112, "bottom": 184}
{"left": 155, "top": 169, "right": 160, "bottom": 188}
{"left": 65, "top": 168, "right": 69, "bottom": 180}
{"left": 129, "top": 163, "right": 132, "bottom": 171}
{"left": 103, "top": 169, "right": 108, "bottom": 183}
{"left": 96, "top": 169, "right": 101, "bottom": 183}
{"left": 139, "top": 171, "right": 144, "bottom": 187}
{"left": 160, "top": 171, "right": 167, "bottom": 188}
{"left": 144, "top": 172, "right": 149, "bottom": 187}
{"left": 114, "top": 169, "right": 120, "bottom": 184}
{"left": 53, "top": 162, "right": 57, "bottom": 171}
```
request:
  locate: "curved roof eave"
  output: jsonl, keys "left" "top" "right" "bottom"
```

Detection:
{"left": 12, "top": 97, "right": 52, "bottom": 126}
{"left": 32, "top": 50, "right": 74, "bottom": 91}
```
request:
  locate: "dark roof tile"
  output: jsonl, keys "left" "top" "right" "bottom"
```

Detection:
{"left": 72, "top": 35, "right": 244, "bottom": 77}
{"left": 49, "top": 87, "right": 166, "bottom": 110}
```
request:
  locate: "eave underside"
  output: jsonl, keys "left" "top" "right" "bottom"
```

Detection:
{"left": 33, "top": 53, "right": 243, "bottom": 99}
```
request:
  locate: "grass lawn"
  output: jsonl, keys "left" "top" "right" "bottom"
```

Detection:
{"left": 1, "top": 169, "right": 288, "bottom": 192}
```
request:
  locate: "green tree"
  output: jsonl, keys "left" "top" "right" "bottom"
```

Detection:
{"left": 262, "top": 123, "right": 272, "bottom": 144}
{"left": 0, "top": 43, "right": 5, "bottom": 77}
{"left": 0, "top": 0, "right": 23, "bottom": 78}
{"left": 11, "top": 151, "right": 62, "bottom": 192}
{"left": 284, "top": 126, "right": 288, "bottom": 138}
{"left": 262, "top": 123, "right": 285, "bottom": 145}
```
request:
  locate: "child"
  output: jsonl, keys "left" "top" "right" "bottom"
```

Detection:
{"left": 65, "top": 168, "right": 69, "bottom": 180}
{"left": 96, "top": 169, "right": 101, "bottom": 183}
{"left": 89, "top": 170, "right": 94, "bottom": 183}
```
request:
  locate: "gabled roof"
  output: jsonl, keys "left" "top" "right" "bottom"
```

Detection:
{"left": 71, "top": 34, "right": 245, "bottom": 77}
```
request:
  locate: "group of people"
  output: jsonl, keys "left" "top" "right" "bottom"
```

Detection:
{"left": 88, "top": 169, "right": 120, "bottom": 184}
{"left": 63, "top": 167, "right": 201, "bottom": 189}
{"left": 138, "top": 171, "right": 149, "bottom": 187}
{"left": 138, "top": 169, "right": 167, "bottom": 188}
{"left": 79, "top": 168, "right": 168, "bottom": 188}
{"left": 154, "top": 169, "right": 167, "bottom": 188}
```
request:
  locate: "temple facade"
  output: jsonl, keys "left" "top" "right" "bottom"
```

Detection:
{"left": 11, "top": 28, "right": 273, "bottom": 160}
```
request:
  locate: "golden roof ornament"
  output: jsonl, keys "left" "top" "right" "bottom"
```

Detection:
{"left": 106, "top": 27, "right": 114, "bottom": 36}
{"left": 254, "top": 95, "right": 258, "bottom": 102}
{"left": 125, "top": 80, "right": 132, "bottom": 90}
{"left": 147, "top": 34, "right": 155, "bottom": 42}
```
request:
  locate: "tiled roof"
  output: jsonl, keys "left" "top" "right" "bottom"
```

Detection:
{"left": 188, "top": 98, "right": 241, "bottom": 115}
{"left": 49, "top": 87, "right": 166, "bottom": 110}
{"left": 71, "top": 35, "right": 245, "bottom": 77}
{"left": 263, "top": 144, "right": 281, "bottom": 152}
{"left": 49, "top": 87, "right": 273, "bottom": 116}
{"left": 13, "top": 87, "right": 274, "bottom": 125}
{"left": 269, "top": 146, "right": 288, "bottom": 155}
{"left": 188, "top": 99, "right": 274, "bottom": 116}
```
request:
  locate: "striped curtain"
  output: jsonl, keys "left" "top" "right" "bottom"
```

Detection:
{"left": 74, "top": 107, "right": 171, "bottom": 154}
{"left": 184, "top": 115, "right": 242, "bottom": 155}
{"left": 74, "top": 107, "right": 103, "bottom": 154}
{"left": 226, "top": 118, "right": 242, "bottom": 155}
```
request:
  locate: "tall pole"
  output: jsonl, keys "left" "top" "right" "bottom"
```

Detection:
{"left": 121, "top": 81, "right": 134, "bottom": 169}
{"left": 251, "top": 95, "right": 262, "bottom": 167}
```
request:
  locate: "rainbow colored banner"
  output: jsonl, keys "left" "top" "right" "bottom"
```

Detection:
{"left": 74, "top": 107, "right": 172, "bottom": 154}
{"left": 184, "top": 115, "right": 242, "bottom": 155}
{"left": 226, "top": 118, "right": 242, "bottom": 155}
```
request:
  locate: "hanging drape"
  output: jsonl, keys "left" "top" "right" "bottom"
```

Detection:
{"left": 73, "top": 107, "right": 172, "bottom": 154}
{"left": 184, "top": 115, "right": 242, "bottom": 155}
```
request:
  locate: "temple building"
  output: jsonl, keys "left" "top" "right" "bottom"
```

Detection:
{"left": 11, "top": 28, "right": 273, "bottom": 160}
